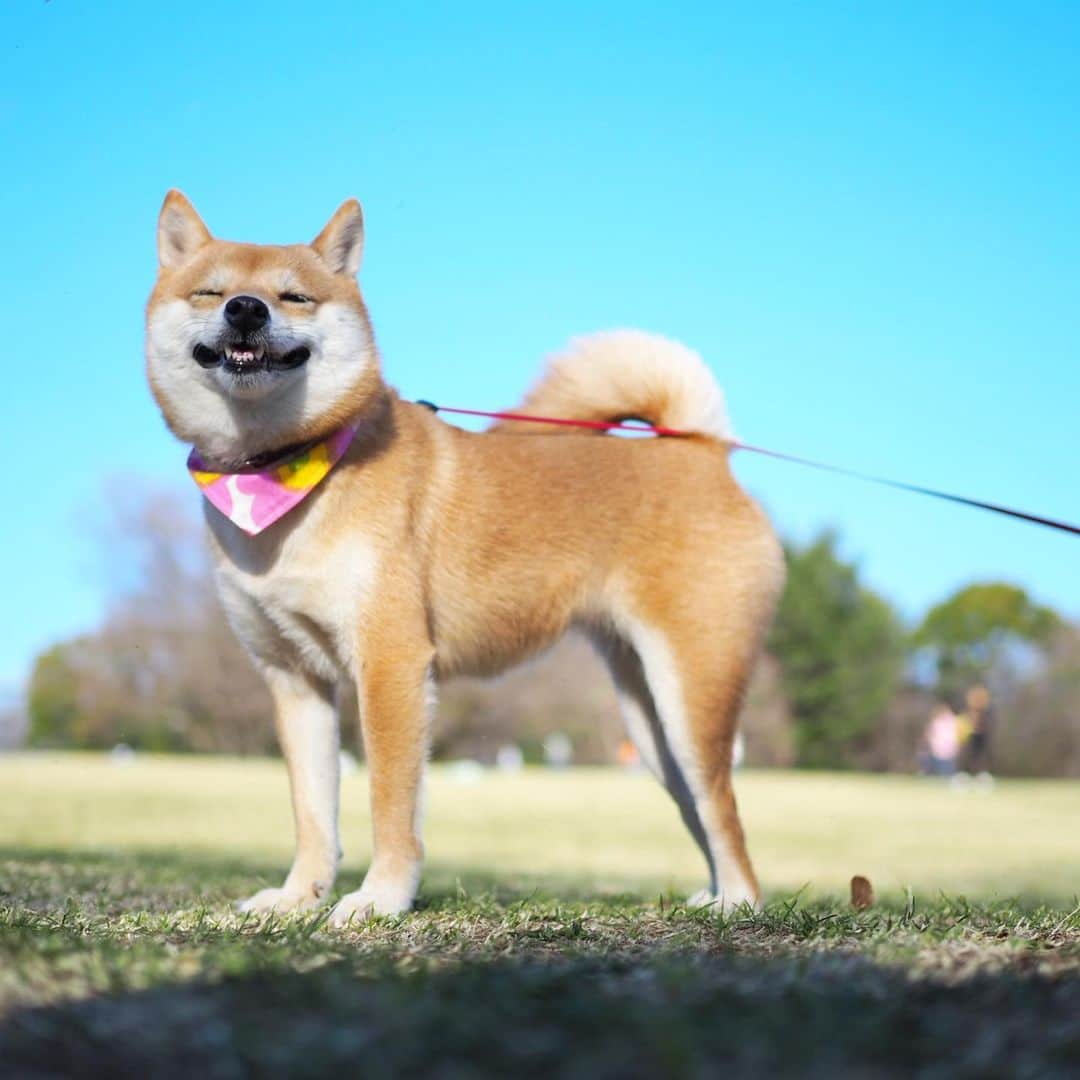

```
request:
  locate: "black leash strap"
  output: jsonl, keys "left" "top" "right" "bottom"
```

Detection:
{"left": 732, "top": 441, "right": 1079, "bottom": 538}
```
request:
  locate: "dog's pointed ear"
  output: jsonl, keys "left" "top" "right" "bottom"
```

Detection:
{"left": 311, "top": 199, "right": 364, "bottom": 276}
{"left": 158, "top": 190, "right": 212, "bottom": 270}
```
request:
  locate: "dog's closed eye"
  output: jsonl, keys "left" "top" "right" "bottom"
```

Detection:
{"left": 280, "top": 292, "right": 316, "bottom": 305}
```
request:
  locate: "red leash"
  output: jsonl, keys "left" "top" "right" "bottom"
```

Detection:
{"left": 416, "top": 401, "right": 1079, "bottom": 538}
{"left": 417, "top": 403, "right": 690, "bottom": 437}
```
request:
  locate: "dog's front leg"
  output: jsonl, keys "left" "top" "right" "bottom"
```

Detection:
{"left": 329, "top": 634, "right": 432, "bottom": 926}
{"left": 238, "top": 669, "right": 340, "bottom": 914}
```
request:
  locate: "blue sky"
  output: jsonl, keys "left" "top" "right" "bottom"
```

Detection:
{"left": 1, "top": 1, "right": 1077, "bottom": 692}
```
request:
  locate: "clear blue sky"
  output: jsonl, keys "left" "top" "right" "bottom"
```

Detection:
{"left": 2, "top": 1, "right": 1077, "bottom": 693}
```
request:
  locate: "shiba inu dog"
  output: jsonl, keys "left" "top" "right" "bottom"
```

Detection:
{"left": 145, "top": 191, "right": 784, "bottom": 924}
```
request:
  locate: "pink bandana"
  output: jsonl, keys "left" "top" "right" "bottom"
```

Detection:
{"left": 187, "top": 424, "right": 358, "bottom": 535}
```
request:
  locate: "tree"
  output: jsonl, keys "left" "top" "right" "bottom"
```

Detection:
{"left": 767, "top": 532, "right": 906, "bottom": 768}
{"left": 27, "top": 482, "right": 275, "bottom": 754}
{"left": 27, "top": 643, "right": 82, "bottom": 747}
{"left": 999, "top": 623, "right": 1080, "bottom": 777}
{"left": 913, "top": 583, "right": 1060, "bottom": 702}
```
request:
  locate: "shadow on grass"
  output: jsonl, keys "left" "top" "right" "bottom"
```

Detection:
{"left": 2, "top": 947, "right": 1078, "bottom": 1077}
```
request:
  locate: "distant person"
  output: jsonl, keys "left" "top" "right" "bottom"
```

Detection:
{"left": 922, "top": 705, "right": 960, "bottom": 777}
{"left": 960, "top": 684, "right": 994, "bottom": 781}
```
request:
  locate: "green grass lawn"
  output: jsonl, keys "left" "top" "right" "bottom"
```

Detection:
{"left": 2, "top": 753, "right": 1078, "bottom": 1076}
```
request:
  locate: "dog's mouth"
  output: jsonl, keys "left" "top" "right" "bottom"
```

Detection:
{"left": 193, "top": 341, "right": 311, "bottom": 375}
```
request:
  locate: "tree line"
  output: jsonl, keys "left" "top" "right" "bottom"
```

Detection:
{"left": 25, "top": 484, "right": 1079, "bottom": 775}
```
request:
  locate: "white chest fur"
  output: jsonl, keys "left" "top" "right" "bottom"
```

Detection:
{"left": 208, "top": 506, "right": 379, "bottom": 686}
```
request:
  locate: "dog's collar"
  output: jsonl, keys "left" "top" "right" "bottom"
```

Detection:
{"left": 187, "top": 423, "right": 360, "bottom": 535}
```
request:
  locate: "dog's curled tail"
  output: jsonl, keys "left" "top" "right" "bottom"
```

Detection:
{"left": 495, "top": 330, "right": 732, "bottom": 440}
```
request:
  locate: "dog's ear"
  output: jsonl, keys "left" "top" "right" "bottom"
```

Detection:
{"left": 311, "top": 199, "right": 364, "bottom": 276}
{"left": 158, "top": 190, "right": 212, "bottom": 270}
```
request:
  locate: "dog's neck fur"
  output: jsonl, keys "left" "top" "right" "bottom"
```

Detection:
{"left": 190, "top": 364, "right": 392, "bottom": 473}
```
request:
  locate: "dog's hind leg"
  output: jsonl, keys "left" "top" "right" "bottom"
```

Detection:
{"left": 608, "top": 519, "right": 783, "bottom": 912}
{"left": 237, "top": 669, "right": 341, "bottom": 914}
{"left": 590, "top": 630, "right": 717, "bottom": 878}
{"left": 626, "top": 616, "right": 761, "bottom": 911}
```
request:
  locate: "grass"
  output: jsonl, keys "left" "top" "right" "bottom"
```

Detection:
{"left": 1, "top": 753, "right": 1078, "bottom": 1076}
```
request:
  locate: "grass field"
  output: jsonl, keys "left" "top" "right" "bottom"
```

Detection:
{"left": 2, "top": 753, "right": 1078, "bottom": 1076}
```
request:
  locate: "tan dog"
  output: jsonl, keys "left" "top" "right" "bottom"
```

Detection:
{"left": 145, "top": 191, "right": 784, "bottom": 923}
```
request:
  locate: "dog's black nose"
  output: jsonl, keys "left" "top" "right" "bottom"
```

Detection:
{"left": 224, "top": 295, "right": 270, "bottom": 334}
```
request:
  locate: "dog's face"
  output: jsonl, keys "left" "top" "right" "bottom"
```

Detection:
{"left": 146, "top": 191, "right": 378, "bottom": 463}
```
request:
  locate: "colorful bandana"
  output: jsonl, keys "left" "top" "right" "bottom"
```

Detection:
{"left": 187, "top": 424, "right": 358, "bottom": 535}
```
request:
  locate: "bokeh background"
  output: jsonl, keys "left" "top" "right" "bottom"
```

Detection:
{"left": 2, "top": 2, "right": 1078, "bottom": 774}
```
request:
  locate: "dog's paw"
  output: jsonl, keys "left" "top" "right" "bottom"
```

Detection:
{"left": 236, "top": 883, "right": 329, "bottom": 916}
{"left": 327, "top": 877, "right": 416, "bottom": 927}
{"left": 686, "top": 887, "right": 760, "bottom": 914}
{"left": 686, "top": 888, "right": 718, "bottom": 910}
